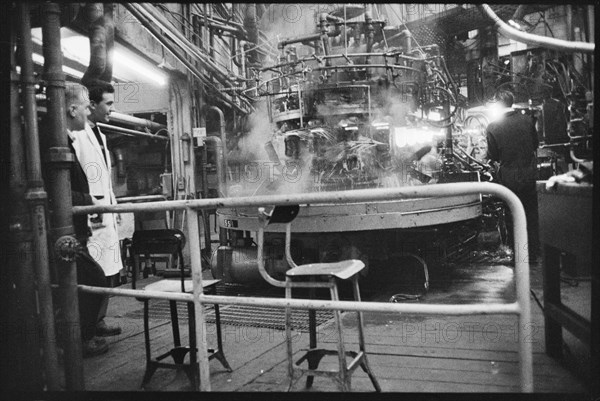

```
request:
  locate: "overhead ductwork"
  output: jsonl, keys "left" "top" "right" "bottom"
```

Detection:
{"left": 479, "top": 4, "right": 595, "bottom": 54}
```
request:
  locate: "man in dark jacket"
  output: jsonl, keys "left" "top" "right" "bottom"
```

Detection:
{"left": 64, "top": 82, "right": 109, "bottom": 357}
{"left": 486, "top": 89, "right": 539, "bottom": 261}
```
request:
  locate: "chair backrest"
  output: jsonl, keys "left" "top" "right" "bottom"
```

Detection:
{"left": 131, "top": 229, "right": 186, "bottom": 291}
{"left": 132, "top": 229, "right": 186, "bottom": 255}
{"left": 266, "top": 205, "right": 300, "bottom": 225}
{"left": 256, "top": 205, "right": 301, "bottom": 288}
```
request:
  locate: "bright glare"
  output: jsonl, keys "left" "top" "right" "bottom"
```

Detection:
{"left": 393, "top": 127, "right": 436, "bottom": 147}
{"left": 31, "top": 29, "right": 168, "bottom": 86}
{"left": 428, "top": 110, "right": 441, "bottom": 121}
{"left": 31, "top": 53, "right": 84, "bottom": 79}
{"left": 113, "top": 48, "right": 167, "bottom": 86}
{"left": 486, "top": 102, "right": 512, "bottom": 123}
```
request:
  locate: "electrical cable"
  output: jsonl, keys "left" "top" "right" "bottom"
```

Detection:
{"left": 388, "top": 253, "right": 429, "bottom": 303}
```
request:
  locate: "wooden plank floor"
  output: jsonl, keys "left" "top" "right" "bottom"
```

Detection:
{"left": 77, "top": 256, "right": 589, "bottom": 393}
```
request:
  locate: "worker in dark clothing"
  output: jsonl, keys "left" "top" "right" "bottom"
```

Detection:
{"left": 63, "top": 82, "right": 109, "bottom": 357}
{"left": 485, "top": 89, "right": 539, "bottom": 262}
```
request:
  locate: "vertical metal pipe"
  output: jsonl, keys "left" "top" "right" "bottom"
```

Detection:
{"left": 18, "top": 2, "right": 61, "bottom": 390}
{"left": 187, "top": 208, "right": 211, "bottom": 391}
{"left": 443, "top": 100, "right": 453, "bottom": 166}
{"left": 8, "top": 5, "right": 43, "bottom": 390}
{"left": 504, "top": 191, "right": 533, "bottom": 392}
{"left": 208, "top": 4, "right": 215, "bottom": 60}
{"left": 244, "top": 4, "right": 258, "bottom": 64}
{"left": 203, "top": 3, "right": 209, "bottom": 52}
{"left": 204, "top": 136, "right": 225, "bottom": 198}
{"left": 41, "top": 2, "right": 85, "bottom": 390}
{"left": 587, "top": 5, "right": 594, "bottom": 91}
{"left": 208, "top": 106, "right": 227, "bottom": 196}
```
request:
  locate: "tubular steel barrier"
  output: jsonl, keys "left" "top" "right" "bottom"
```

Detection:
{"left": 74, "top": 182, "right": 533, "bottom": 392}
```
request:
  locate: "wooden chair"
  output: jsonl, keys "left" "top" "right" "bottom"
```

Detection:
{"left": 256, "top": 205, "right": 380, "bottom": 392}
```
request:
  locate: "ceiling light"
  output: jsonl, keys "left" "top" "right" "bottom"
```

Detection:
{"left": 113, "top": 48, "right": 167, "bottom": 86}
{"left": 30, "top": 27, "right": 168, "bottom": 86}
{"left": 31, "top": 53, "right": 84, "bottom": 79}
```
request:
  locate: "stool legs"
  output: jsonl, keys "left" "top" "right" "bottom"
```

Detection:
{"left": 187, "top": 302, "right": 199, "bottom": 391}
{"left": 330, "top": 278, "right": 351, "bottom": 392}
{"left": 140, "top": 296, "right": 231, "bottom": 390}
{"left": 285, "top": 280, "right": 296, "bottom": 386}
{"left": 141, "top": 300, "right": 158, "bottom": 388}
{"left": 284, "top": 276, "right": 379, "bottom": 392}
{"left": 170, "top": 301, "right": 182, "bottom": 353}
{"left": 212, "top": 303, "right": 233, "bottom": 372}
{"left": 352, "top": 276, "right": 381, "bottom": 392}
{"left": 306, "top": 286, "right": 318, "bottom": 388}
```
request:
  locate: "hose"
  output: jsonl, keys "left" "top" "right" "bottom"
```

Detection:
{"left": 479, "top": 4, "right": 594, "bottom": 54}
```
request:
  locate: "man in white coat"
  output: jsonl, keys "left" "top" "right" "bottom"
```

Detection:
{"left": 71, "top": 80, "right": 123, "bottom": 337}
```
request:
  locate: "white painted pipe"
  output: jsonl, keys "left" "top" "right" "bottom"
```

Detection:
{"left": 479, "top": 4, "right": 594, "bottom": 53}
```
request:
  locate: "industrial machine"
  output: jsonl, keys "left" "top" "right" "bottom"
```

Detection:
{"left": 211, "top": 6, "right": 485, "bottom": 284}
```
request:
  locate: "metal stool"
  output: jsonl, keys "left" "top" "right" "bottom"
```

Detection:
{"left": 256, "top": 205, "right": 380, "bottom": 392}
{"left": 132, "top": 230, "right": 232, "bottom": 390}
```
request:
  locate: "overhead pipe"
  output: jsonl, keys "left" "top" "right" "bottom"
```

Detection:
{"left": 137, "top": 1, "right": 251, "bottom": 114}
{"left": 230, "top": 4, "right": 241, "bottom": 68}
{"left": 261, "top": 51, "right": 425, "bottom": 72}
{"left": 278, "top": 31, "right": 341, "bottom": 49}
{"left": 41, "top": 2, "right": 85, "bottom": 390}
{"left": 208, "top": 4, "right": 215, "bottom": 60}
{"left": 126, "top": 3, "right": 251, "bottom": 113}
{"left": 244, "top": 4, "right": 258, "bottom": 64}
{"left": 123, "top": 4, "right": 249, "bottom": 114}
{"left": 319, "top": 13, "right": 332, "bottom": 66}
{"left": 479, "top": 4, "right": 595, "bottom": 53}
{"left": 204, "top": 3, "right": 210, "bottom": 54}
{"left": 136, "top": 3, "right": 236, "bottom": 86}
{"left": 17, "top": 2, "right": 61, "bottom": 390}
{"left": 96, "top": 122, "right": 169, "bottom": 141}
{"left": 365, "top": 10, "right": 375, "bottom": 54}
{"left": 80, "top": 3, "right": 114, "bottom": 85}
{"left": 108, "top": 111, "right": 166, "bottom": 132}
{"left": 191, "top": 4, "right": 246, "bottom": 35}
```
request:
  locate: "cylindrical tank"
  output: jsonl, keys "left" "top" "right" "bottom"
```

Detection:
{"left": 211, "top": 245, "right": 289, "bottom": 283}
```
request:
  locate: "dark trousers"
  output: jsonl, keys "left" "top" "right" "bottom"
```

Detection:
{"left": 97, "top": 273, "right": 121, "bottom": 324}
{"left": 505, "top": 184, "right": 539, "bottom": 258}
{"left": 76, "top": 251, "right": 107, "bottom": 341}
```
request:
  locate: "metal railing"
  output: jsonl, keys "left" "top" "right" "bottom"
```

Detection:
{"left": 74, "top": 182, "right": 533, "bottom": 392}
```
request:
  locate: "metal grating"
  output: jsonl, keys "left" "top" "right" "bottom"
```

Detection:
{"left": 124, "top": 282, "right": 336, "bottom": 331}
{"left": 125, "top": 299, "right": 335, "bottom": 332}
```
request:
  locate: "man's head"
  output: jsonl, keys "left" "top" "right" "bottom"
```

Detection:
{"left": 491, "top": 89, "right": 514, "bottom": 108}
{"left": 65, "top": 82, "right": 91, "bottom": 132}
{"left": 86, "top": 80, "right": 115, "bottom": 125}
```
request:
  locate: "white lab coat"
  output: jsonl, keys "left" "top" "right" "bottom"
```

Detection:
{"left": 71, "top": 123, "right": 123, "bottom": 276}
